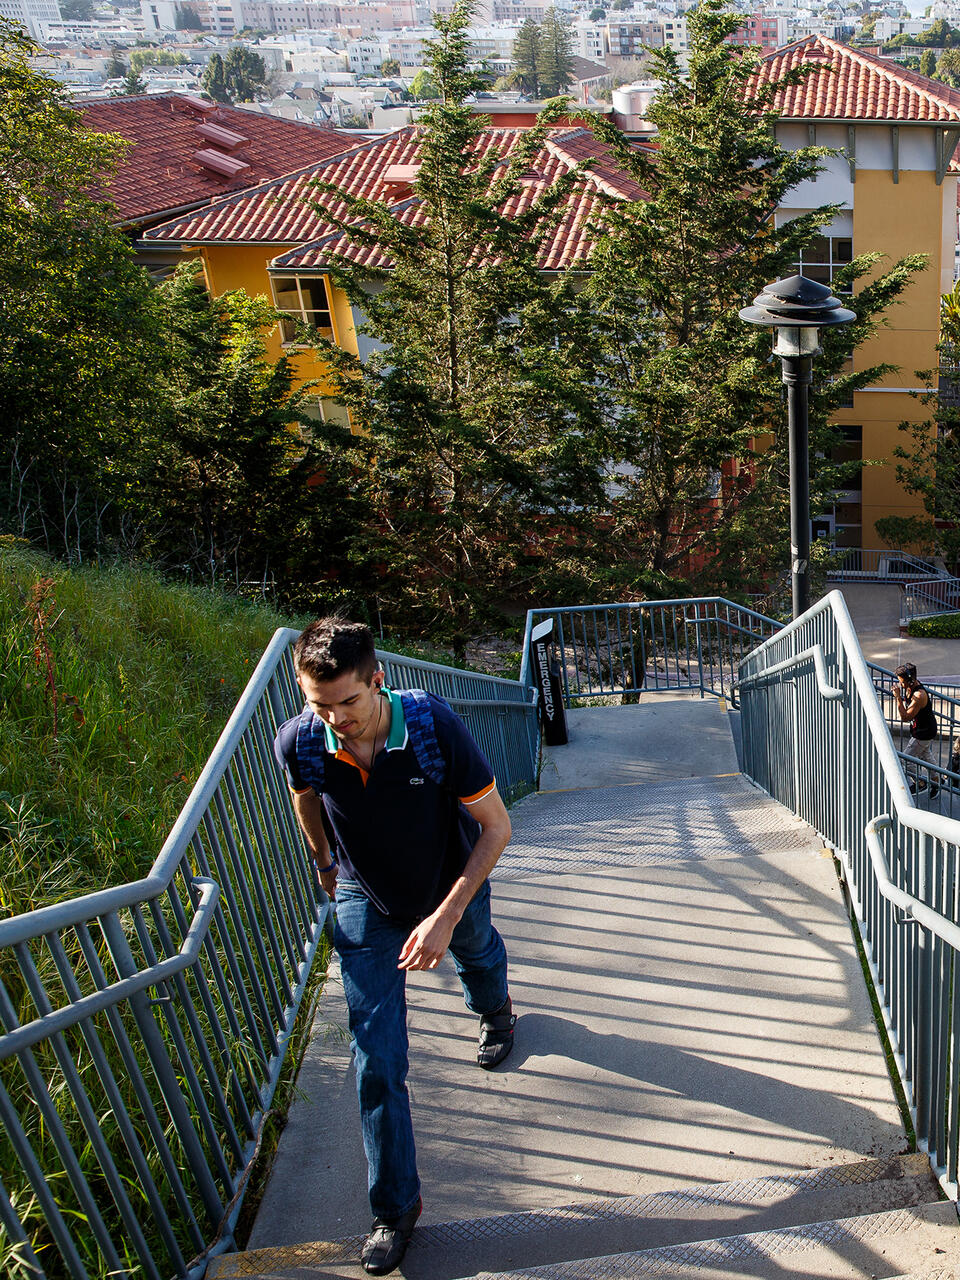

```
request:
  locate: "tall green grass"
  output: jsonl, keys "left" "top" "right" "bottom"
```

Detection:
{"left": 0, "top": 539, "right": 295, "bottom": 920}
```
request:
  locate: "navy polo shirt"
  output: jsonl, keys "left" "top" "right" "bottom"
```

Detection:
{"left": 273, "top": 689, "right": 496, "bottom": 921}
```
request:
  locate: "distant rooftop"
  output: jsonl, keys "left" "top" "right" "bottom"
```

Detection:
{"left": 757, "top": 34, "right": 960, "bottom": 122}
{"left": 144, "top": 124, "right": 651, "bottom": 274}
{"left": 76, "top": 93, "right": 356, "bottom": 226}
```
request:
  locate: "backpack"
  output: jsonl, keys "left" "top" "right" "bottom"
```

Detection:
{"left": 294, "top": 687, "right": 447, "bottom": 794}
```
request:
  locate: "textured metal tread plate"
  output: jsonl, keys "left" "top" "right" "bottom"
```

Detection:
{"left": 472, "top": 1203, "right": 959, "bottom": 1280}
{"left": 496, "top": 774, "right": 820, "bottom": 879}
{"left": 207, "top": 1156, "right": 935, "bottom": 1277}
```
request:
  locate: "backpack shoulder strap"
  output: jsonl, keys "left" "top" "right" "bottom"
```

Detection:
{"left": 295, "top": 706, "right": 327, "bottom": 794}
{"left": 400, "top": 689, "right": 447, "bottom": 788}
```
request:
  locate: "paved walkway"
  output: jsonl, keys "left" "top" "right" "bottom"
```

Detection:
{"left": 249, "top": 694, "right": 906, "bottom": 1254}
{"left": 835, "top": 583, "right": 960, "bottom": 680}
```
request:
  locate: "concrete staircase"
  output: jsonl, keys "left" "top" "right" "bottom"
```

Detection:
{"left": 210, "top": 694, "right": 958, "bottom": 1280}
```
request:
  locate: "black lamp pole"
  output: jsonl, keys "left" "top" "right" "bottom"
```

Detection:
{"left": 784, "top": 347, "right": 813, "bottom": 618}
{"left": 740, "top": 275, "right": 856, "bottom": 620}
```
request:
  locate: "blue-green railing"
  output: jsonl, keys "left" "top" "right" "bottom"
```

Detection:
{"left": 0, "top": 630, "right": 537, "bottom": 1279}
{"left": 739, "top": 591, "right": 960, "bottom": 1199}
{"left": 519, "top": 597, "right": 781, "bottom": 707}
{"left": 828, "top": 548, "right": 945, "bottom": 583}
{"left": 901, "top": 576, "right": 960, "bottom": 625}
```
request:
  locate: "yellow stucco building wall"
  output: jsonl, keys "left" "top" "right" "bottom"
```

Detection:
{"left": 198, "top": 244, "right": 360, "bottom": 403}
{"left": 832, "top": 168, "right": 948, "bottom": 547}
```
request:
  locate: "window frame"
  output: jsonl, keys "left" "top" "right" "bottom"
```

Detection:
{"left": 271, "top": 272, "right": 335, "bottom": 346}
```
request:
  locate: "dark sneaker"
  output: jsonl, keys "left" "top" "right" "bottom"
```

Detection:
{"left": 361, "top": 1198, "right": 422, "bottom": 1276}
{"left": 930, "top": 784, "right": 940, "bottom": 799}
{"left": 477, "top": 996, "right": 516, "bottom": 1070}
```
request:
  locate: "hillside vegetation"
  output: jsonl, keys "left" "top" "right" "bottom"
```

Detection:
{"left": 0, "top": 540, "right": 294, "bottom": 921}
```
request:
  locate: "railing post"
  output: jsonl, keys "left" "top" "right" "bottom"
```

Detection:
{"left": 915, "top": 831, "right": 934, "bottom": 1153}
{"left": 99, "top": 909, "right": 231, "bottom": 1240}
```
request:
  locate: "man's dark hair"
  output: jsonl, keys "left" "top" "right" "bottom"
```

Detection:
{"left": 294, "top": 618, "right": 377, "bottom": 684}
{"left": 895, "top": 663, "right": 918, "bottom": 684}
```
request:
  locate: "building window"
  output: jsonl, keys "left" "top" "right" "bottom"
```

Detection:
{"left": 797, "top": 235, "right": 853, "bottom": 290}
{"left": 272, "top": 275, "right": 334, "bottom": 343}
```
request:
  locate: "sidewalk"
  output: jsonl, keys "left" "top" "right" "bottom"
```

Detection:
{"left": 836, "top": 583, "right": 960, "bottom": 680}
{"left": 247, "top": 694, "right": 907, "bottom": 1254}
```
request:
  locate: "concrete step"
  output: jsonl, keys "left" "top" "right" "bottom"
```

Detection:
{"left": 209, "top": 1155, "right": 946, "bottom": 1280}
{"left": 472, "top": 1202, "right": 958, "bottom": 1280}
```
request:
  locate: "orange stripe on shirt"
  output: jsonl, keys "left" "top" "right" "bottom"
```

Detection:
{"left": 461, "top": 780, "right": 496, "bottom": 805}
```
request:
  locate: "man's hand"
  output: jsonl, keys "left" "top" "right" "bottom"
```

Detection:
{"left": 398, "top": 908, "right": 457, "bottom": 971}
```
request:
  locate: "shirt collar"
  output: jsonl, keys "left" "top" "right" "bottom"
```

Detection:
{"left": 321, "top": 686, "right": 408, "bottom": 753}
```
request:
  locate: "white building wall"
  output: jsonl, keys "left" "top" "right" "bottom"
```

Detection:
{"left": 346, "top": 36, "right": 389, "bottom": 72}
{"left": 0, "top": 0, "right": 62, "bottom": 40}
{"left": 873, "top": 16, "right": 927, "bottom": 41}
{"left": 140, "top": 0, "right": 180, "bottom": 32}
{"left": 570, "top": 20, "right": 606, "bottom": 60}
{"left": 661, "top": 15, "right": 687, "bottom": 52}
{"left": 289, "top": 46, "right": 348, "bottom": 70}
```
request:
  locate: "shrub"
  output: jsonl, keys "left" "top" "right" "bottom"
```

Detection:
{"left": 907, "top": 611, "right": 960, "bottom": 638}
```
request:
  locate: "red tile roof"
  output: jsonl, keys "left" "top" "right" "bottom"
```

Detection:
{"left": 755, "top": 35, "right": 960, "bottom": 122}
{"left": 76, "top": 93, "right": 356, "bottom": 226}
{"left": 144, "top": 125, "right": 647, "bottom": 273}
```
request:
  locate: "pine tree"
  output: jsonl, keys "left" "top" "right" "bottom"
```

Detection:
{"left": 105, "top": 46, "right": 126, "bottom": 78}
{"left": 0, "top": 17, "right": 159, "bottom": 560}
{"left": 116, "top": 67, "right": 146, "bottom": 95}
{"left": 308, "top": 1, "right": 608, "bottom": 652}
{"left": 536, "top": 8, "right": 573, "bottom": 98}
{"left": 224, "top": 45, "right": 266, "bottom": 101}
{"left": 584, "top": 0, "right": 924, "bottom": 591}
{"left": 202, "top": 52, "right": 230, "bottom": 103}
{"left": 920, "top": 48, "right": 937, "bottom": 78}
{"left": 136, "top": 265, "right": 361, "bottom": 597}
{"left": 511, "top": 18, "right": 541, "bottom": 96}
{"left": 936, "top": 48, "right": 960, "bottom": 87}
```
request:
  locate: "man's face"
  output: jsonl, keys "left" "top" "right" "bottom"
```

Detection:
{"left": 297, "top": 668, "right": 383, "bottom": 742}
{"left": 897, "top": 675, "right": 911, "bottom": 693}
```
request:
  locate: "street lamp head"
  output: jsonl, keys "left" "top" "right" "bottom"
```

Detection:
{"left": 738, "top": 273, "right": 857, "bottom": 358}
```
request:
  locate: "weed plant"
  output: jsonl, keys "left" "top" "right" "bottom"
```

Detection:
{"left": 0, "top": 540, "right": 289, "bottom": 919}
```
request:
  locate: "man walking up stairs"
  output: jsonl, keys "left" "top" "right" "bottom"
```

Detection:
{"left": 215, "top": 692, "right": 957, "bottom": 1280}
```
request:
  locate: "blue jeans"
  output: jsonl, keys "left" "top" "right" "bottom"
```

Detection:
{"left": 333, "top": 878, "right": 509, "bottom": 1220}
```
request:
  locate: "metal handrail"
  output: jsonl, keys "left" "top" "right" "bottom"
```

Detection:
{"left": 828, "top": 548, "right": 947, "bottom": 583}
{"left": 0, "top": 881, "right": 221, "bottom": 1061}
{"left": 520, "top": 597, "right": 782, "bottom": 706}
{"left": 738, "top": 589, "right": 960, "bottom": 1198}
{"left": 0, "top": 629, "right": 538, "bottom": 1280}
{"left": 866, "top": 816, "right": 960, "bottom": 950}
{"left": 901, "top": 575, "right": 960, "bottom": 624}
{"left": 737, "top": 643, "right": 844, "bottom": 701}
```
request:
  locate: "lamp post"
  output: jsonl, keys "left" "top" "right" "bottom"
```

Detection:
{"left": 739, "top": 275, "right": 856, "bottom": 620}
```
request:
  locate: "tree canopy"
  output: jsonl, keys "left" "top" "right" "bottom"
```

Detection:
{"left": 875, "top": 282, "right": 960, "bottom": 565}
{"left": 307, "top": 2, "right": 608, "bottom": 650}
{"left": 0, "top": 18, "right": 158, "bottom": 559}
{"left": 511, "top": 18, "right": 541, "bottom": 96}
{"left": 583, "top": 0, "right": 924, "bottom": 590}
{"left": 201, "top": 46, "right": 266, "bottom": 102}
{"left": 536, "top": 7, "right": 573, "bottom": 97}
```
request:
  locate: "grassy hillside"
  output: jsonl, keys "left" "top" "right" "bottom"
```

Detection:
{"left": 0, "top": 539, "right": 297, "bottom": 921}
